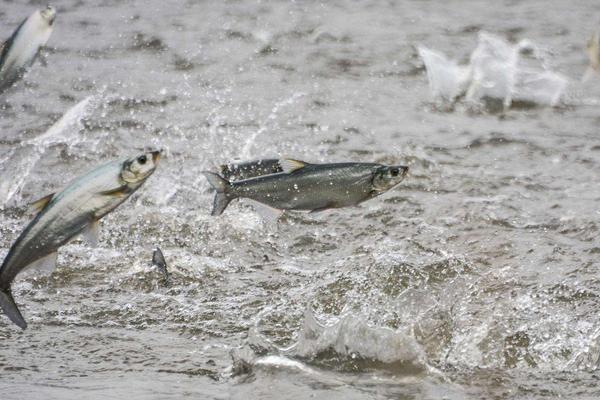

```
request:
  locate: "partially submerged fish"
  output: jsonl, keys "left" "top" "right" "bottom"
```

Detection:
{"left": 152, "top": 247, "right": 169, "bottom": 281}
{"left": 0, "top": 6, "right": 56, "bottom": 93}
{"left": 584, "top": 31, "right": 600, "bottom": 82}
{"left": 0, "top": 151, "right": 160, "bottom": 329}
{"left": 202, "top": 159, "right": 408, "bottom": 216}
{"left": 220, "top": 159, "right": 282, "bottom": 181}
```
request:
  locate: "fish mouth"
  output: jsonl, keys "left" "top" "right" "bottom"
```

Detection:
{"left": 42, "top": 6, "right": 57, "bottom": 26}
{"left": 151, "top": 150, "right": 161, "bottom": 163}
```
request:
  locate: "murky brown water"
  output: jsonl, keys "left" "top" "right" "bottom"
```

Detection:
{"left": 1, "top": 1, "right": 600, "bottom": 399}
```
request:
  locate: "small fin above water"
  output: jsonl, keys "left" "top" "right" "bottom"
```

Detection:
{"left": 279, "top": 159, "right": 307, "bottom": 173}
{"left": 29, "top": 192, "right": 55, "bottom": 213}
{"left": 152, "top": 247, "right": 169, "bottom": 279}
{"left": 24, "top": 252, "right": 58, "bottom": 276}
{"left": 0, "top": 288, "right": 27, "bottom": 329}
{"left": 81, "top": 220, "right": 100, "bottom": 247}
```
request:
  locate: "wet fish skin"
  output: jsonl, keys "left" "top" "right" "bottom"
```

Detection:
{"left": 0, "top": 151, "right": 160, "bottom": 329}
{"left": 0, "top": 6, "right": 56, "bottom": 93}
{"left": 203, "top": 160, "right": 408, "bottom": 216}
{"left": 220, "top": 159, "right": 282, "bottom": 181}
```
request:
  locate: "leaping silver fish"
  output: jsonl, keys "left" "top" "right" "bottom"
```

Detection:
{"left": 0, "top": 6, "right": 56, "bottom": 93}
{"left": 0, "top": 151, "right": 160, "bottom": 329}
{"left": 202, "top": 159, "right": 408, "bottom": 216}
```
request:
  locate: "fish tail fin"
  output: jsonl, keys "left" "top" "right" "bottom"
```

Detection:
{"left": 202, "top": 171, "right": 234, "bottom": 216}
{"left": 0, "top": 288, "right": 27, "bottom": 329}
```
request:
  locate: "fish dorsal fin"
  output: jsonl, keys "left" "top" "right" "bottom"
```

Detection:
{"left": 279, "top": 158, "right": 307, "bottom": 173}
{"left": 81, "top": 220, "right": 101, "bottom": 248}
{"left": 29, "top": 193, "right": 55, "bottom": 213}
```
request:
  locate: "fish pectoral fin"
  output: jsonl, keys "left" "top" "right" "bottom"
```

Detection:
{"left": 24, "top": 252, "right": 58, "bottom": 276}
{"left": 29, "top": 192, "right": 56, "bottom": 214}
{"left": 81, "top": 220, "right": 101, "bottom": 248}
{"left": 309, "top": 204, "right": 335, "bottom": 214}
{"left": 99, "top": 185, "right": 132, "bottom": 197}
{"left": 279, "top": 158, "right": 308, "bottom": 173}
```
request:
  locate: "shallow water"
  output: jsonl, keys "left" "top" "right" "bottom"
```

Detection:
{"left": 1, "top": 0, "right": 600, "bottom": 399}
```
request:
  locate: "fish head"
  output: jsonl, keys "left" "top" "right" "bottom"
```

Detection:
{"left": 372, "top": 165, "right": 409, "bottom": 192}
{"left": 40, "top": 6, "right": 57, "bottom": 26}
{"left": 120, "top": 150, "right": 161, "bottom": 185}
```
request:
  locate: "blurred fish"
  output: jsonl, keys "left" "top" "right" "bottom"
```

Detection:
{"left": 202, "top": 159, "right": 408, "bottom": 216}
{"left": 152, "top": 247, "right": 169, "bottom": 281}
{"left": 583, "top": 31, "right": 600, "bottom": 82}
{"left": 220, "top": 159, "right": 283, "bottom": 181}
{"left": 0, "top": 151, "right": 161, "bottom": 329}
{"left": 0, "top": 6, "right": 56, "bottom": 93}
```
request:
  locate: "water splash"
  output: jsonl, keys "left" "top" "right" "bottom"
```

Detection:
{"left": 246, "top": 306, "right": 431, "bottom": 375}
{"left": 419, "top": 32, "right": 568, "bottom": 108}
{"left": 417, "top": 47, "right": 472, "bottom": 102}
{"left": 287, "top": 308, "right": 427, "bottom": 367}
{"left": 0, "top": 95, "right": 100, "bottom": 207}
{"left": 240, "top": 92, "right": 306, "bottom": 159}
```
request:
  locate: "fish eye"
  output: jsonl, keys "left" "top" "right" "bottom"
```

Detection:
{"left": 390, "top": 168, "right": 399, "bottom": 177}
{"left": 138, "top": 155, "right": 147, "bottom": 165}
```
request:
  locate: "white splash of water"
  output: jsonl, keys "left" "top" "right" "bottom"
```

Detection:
{"left": 417, "top": 47, "right": 472, "bottom": 102}
{"left": 0, "top": 95, "right": 100, "bottom": 207}
{"left": 240, "top": 92, "right": 306, "bottom": 159}
{"left": 26, "top": 95, "right": 96, "bottom": 147}
{"left": 419, "top": 32, "right": 568, "bottom": 108}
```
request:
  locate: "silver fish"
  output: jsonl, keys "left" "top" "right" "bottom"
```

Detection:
{"left": 202, "top": 159, "right": 408, "bottom": 216}
{"left": 0, "top": 6, "right": 56, "bottom": 93}
{"left": 220, "top": 159, "right": 283, "bottom": 181}
{"left": 0, "top": 151, "right": 160, "bottom": 329}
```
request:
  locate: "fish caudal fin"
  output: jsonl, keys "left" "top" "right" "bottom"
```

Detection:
{"left": 0, "top": 288, "right": 27, "bottom": 329}
{"left": 202, "top": 171, "right": 233, "bottom": 216}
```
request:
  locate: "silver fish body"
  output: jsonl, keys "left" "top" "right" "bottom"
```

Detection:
{"left": 0, "top": 6, "right": 56, "bottom": 93}
{"left": 0, "top": 151, "right": 160, "bottom": 329}
{"left": 220, "top": 159, "right": 282, "bottom": 181}
{"left": 203, "top": 160, "right": 408, "bottom": 216}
